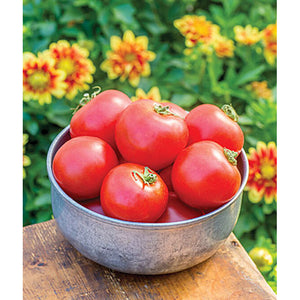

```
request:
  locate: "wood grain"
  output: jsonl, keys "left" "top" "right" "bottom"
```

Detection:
{"left": 23, "top": 220, "right": 276, "bottom": 300}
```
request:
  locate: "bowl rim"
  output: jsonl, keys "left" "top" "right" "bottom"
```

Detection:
{"left": 47, "top": 125, "right": 249, "bottom": 229}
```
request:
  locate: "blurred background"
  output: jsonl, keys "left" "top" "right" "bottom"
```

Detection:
{"left": 23, "top": 0, "right": 277, "bottom": 292}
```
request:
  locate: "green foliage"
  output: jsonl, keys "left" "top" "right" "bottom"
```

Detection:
{"left": 23, "top": 0, "right": 276, "bottom": 290}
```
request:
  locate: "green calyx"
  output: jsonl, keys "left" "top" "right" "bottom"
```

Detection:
{"left": 153, "top": 104, "right": 182, "bottom": 119}
{"left": 71, "top": 86, "right": 101, "bottom": 114}
{"left": 132, "top": 167, "right": 157, "bottom": 185}
{"left": 221, "top": 104, "right": 239, "bottom": 122}
{"left": 223, "top": 148, "right": 238, "bottom": 166}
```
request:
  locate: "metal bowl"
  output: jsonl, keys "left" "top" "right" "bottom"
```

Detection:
{"left": 47, "top": 126, "right": 249, "bottom": 275}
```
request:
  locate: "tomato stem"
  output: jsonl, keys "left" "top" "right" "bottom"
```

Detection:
{"left": 223, "top": 148, "right": 238, "bottom": 166}
{"left": 153, "top": 104, "right": 183, "bottom": 119}
{"left": 71, "top": 86, "right": 101, "bottom": 114}
{"left": 132, "top": 167, "right": 157, "bottom": 185}
{"left": 221, "top": 104, "right": 238, "bottom": 122}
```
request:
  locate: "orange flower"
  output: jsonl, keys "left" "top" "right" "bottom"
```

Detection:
{"left": 47, "top": 40, "right": 96, "bottom": 100}
{"left": 261, "top": 24, "right": 277, "bottom": 65}
{"left": 245, "top": 141, "right": 277, "bottom": 204}
{"left": 249, "top": 81, "right": 273, "bottom": 101}
{"left": 131, "top": 87, "right": 167, "bottom": 103}
{"left": 212, "top": 35, "right": 235, "bottom": 58}
{"left": 234, "top": 25, "right": 262, "bottom": 46}
{"left": 174, "top": 15, "right": 220, "bottom": 47}
{"left": 23, "top": 52, "right": 67, "bottom": 105}
{"left": 100, "top": 30, "right": 156, "bottom": 87}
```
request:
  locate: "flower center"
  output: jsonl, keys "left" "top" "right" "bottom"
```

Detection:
{"left": 261, "top": 164, "right": 276, "bottom": 180}
{"left": 125, "top": 53, "right": 137, "bottom": 62}
{"left": 57, "top": 58, "right": 76, "bottom": 76}
{"left": 195, "top": 22, "right": 210, "bottom": 37}
{"left": 27, "top": 71, "right": 50, "bottom": 89}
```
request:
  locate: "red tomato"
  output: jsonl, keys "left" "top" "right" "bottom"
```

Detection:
{"left": 159, "top": 165, "right": 174, "bottom": 191}
{"left": 80, "top": 198, "right": 105, "bottom": 215}
{"left": 115, "top": 99, "right": 189, "bottom": 170}
{"left": 52, "top": 136, "right": 118, "bottom": 201}
{"left": 101, "top": 163, "right": 168, "bottom": 222}
{"left": 156, "top": 192, "right": 205, "bottom": 223}
{"left": 172, "top": 141, "right": 241, "bottom": 210}
{"left": 70, "top": 89, "right": 131, "bottom": 150}
{"left": 185, "top": 104, "right": 244, "bottom": 153}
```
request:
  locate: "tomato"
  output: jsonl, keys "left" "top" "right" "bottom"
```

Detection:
{"left": 156, "top": 192, "right": 205, "bottom": 223}
{"left": 115, "top": 99, "right": 189, "bottom": 170}
{"left": 159, "top": 164, "right": 174, "bottom": 191}
{"left": 52, "top": 136, "right": 118, "bottom": 201}
{"left": 171, "top": 141, "right": 241, "bottom": 210}
{"left": 101, "top": 163, "right": 168, "bottom": 222}
{"left": 70, "top": 89, "right": 131, "bottom": 150}
{"left": 80, "top": 198, "right": 105, "bottom": 215}
{"left": 185, "top": 104, "right": 244, "bottom": 153}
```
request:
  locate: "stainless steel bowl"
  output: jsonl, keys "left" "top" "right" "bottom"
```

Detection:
{"left": 47, "top": 126, "right": 249, "bottom": 275}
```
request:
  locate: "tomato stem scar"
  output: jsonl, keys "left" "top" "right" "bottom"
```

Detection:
{"left": 132, "top": 167, "right": 157, "bottom": 185}
{"left": 221, "top": 104, "right": 239, "bottom": 122}
{"left": 71, "top": 86, "right": 101, "bottom": 114}
{"left": 153, "top": 104, "right": 183, "bottom": 119}
{"left": 223, "top": 148, "right": 238, "bottom": 166}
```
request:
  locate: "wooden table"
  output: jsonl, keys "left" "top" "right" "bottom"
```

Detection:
{"left": 23, "top": 220, "right": 276, "bottom": 299}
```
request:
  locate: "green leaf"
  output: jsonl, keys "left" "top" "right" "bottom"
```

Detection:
{"left": 34, "top": 193, "right": 51, "bottom": 208}
{"left": 60, "top": 27, "right": 81, "bottom": 38}
{"left": 235, "top": 65, "right": 266, "bottom": 86}
{"left": 223, "top": 0, "right": 240, "bottom": 16}
{"left": 234, "top": 213, "right": 259, "bottom": 237}
{"left": 37, "top": 22, "right": 57, "bottom": 37}
{"left": 36, "top": 209, "right": 52, "bottom": 223}
{"left": 143, "top": 22, "right": 167, "bottom": 35}
{"left": 60, "top": 7, "right": 85, "bottom": 24}
{"left": 161, "top": 68, "right": 184, "bottom": 83}
{"left": 113, "top": 3, "right": 136, "bottom": 25}
{"left": 171, "top": 94, "right": 198, "bottom": 108}
{"left": 262, "top": 203, "right": 276, "bottom": 215}
{"left": 209, "top": 5, "right": 226, "bottom": 27}
{"left": 25, "top": 120, "right": 39, "bottom": 136}
{"left": 252, "top": 205, "right": 265, "bottom": 222}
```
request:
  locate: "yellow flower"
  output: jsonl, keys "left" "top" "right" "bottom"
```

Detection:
{"left": 212, "top": 35, "right": 235, "bottom": 58}
{"left": 174, "top": 15, "right": 220, "bottom": 47}
{"left": 131, "top": 87, "right": 168, "bottom": 103}
{"left": 100, "top": 30, "right": 156, "bottom": 87}
{"left": 249, "top": 81, "right": 273, "bottom": 101}
{"left": 245, "top": 141, "right": 277, "bottom": 204}
{"left": 47, "top": 40, "right": 96, "bottom": 100}
{"left": 234, "top": 25, "right": 262, "bottom": 45}
{"left": 23, "top": 134, "right": 31, "bottom": 179}
{"left": 23, "top": 52, "right": 67, "bottom": 105}
{"left": 261, "top": 24, "right": 277, "bottom": 65}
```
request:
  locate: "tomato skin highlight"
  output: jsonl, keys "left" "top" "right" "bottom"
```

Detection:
{"left": 172, "top": 141, "right": 241, "bottom": 210}
{"left": 70, "top": 89, "right": 131, "bottom": 150}
{"left": 100, "top": 163, "right": 168, "bottom": 222}
{"left": 185, "top": 104, "right": 244, "bottom": 153}
{"left": 52, "top": 136, "right": 119, "bottom": 201}
{"left": 156, "top": 192, "right": 205, "bottom": 223}
{"left": 115, "top": 99, "right": 189, "bottom": 171}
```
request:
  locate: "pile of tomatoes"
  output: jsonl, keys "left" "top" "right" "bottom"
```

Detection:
{"left": 52, "top": 89, "right": 244, "bottom": 223}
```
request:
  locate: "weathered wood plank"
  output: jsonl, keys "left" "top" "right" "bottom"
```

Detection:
{"left": 23, "top": 220, "right": 276, "bottom": 300}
